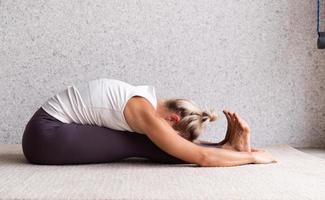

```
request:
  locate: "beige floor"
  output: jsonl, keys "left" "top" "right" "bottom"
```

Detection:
{"left": 0, "top": 144, "right": 324, "bottom": 200}
{"left": 296, "top": 147, "right": 325, "bottom": 159}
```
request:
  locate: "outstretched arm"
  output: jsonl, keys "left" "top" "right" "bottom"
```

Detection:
{"left": 142, "top": 116, "right": 257, "bottom": 167}
{"left": 125, "top": 97, "right": 275, "bottom": 167}
{"left": 192, "top": 139, "right": 225, "bottom": 147}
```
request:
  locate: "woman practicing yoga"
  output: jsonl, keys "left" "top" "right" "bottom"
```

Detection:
{"left": 22, "top": 78, "right": 277, "bottom": 167}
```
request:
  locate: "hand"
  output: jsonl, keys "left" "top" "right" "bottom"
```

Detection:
{"left": 252, "top": 150, "right": 277, "bottom": 164}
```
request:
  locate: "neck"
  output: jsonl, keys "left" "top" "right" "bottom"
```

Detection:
{"left": 156, "top": 98, "right": 168, "bottom": 118}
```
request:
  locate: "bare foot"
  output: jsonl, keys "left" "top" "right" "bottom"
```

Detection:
{"left": 221, "top": 110, "right": 251, "bottom": 152}
{"left": 216, "top": 111, "right": 233, "bottom": 146}
{"left": 218, "top": 110, "right": 237, "bottom": 151}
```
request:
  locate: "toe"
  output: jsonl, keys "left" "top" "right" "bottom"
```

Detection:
{"left": 234, "top": 112, "right": 242, "bottom": 122}
{"left": 234, "top": 113, "right": 250, "bottom": 132}
{"left": 234, "top": 112, "right": 239, "bottom": 118}
{"left": 228, "top": 111, "right": 236, "bottom": 122}
{"left": 233, "top": 112, "right": 239, "bottom": 120}
{"left": 240, "top": 123, "right": 250, "bottom": 132}
{"left": 223, "top": 110, "right": 231, "bottom": 123}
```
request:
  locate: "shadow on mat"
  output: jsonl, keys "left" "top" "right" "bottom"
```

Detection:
{"left": 0, "top": 153, "right": 30, "bottom": 164}
{"left": 0, "top": 153, "right": 196, "bottom": 167}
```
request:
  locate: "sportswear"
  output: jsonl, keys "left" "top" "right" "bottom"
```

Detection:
{"left": 41, "top": 78, "right": 157, "bottom": 132}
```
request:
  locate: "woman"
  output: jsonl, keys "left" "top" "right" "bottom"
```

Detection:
{"left": 22, "top": 78, "right": 277, "bottom": 167}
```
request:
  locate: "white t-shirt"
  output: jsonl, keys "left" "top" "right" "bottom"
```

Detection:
{"left": 41, "top": 78, "right": 157, "bottom": 133}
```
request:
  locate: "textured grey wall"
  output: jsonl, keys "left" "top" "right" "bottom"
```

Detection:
{"left": 1, "top": 0, "right": 325, "bottom": 147}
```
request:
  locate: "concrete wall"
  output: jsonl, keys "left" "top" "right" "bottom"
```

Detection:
{"left": 1, "top": 0, "right": 324, "bottom": 147}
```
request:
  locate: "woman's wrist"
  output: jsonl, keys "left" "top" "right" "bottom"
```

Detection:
{"left": 248, "top": 151, "right": 256, "bottom": 163}
{"left": 200, "top": 147, "right": 256, "bottom": 167}
{"left": 237, "top": 151, "right": 256, "bottom": 164}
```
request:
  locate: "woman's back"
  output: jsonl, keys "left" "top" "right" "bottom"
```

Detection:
{"left": 41, "top": 78, "right": 157, "bottom": 132}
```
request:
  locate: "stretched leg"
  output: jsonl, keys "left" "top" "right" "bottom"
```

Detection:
{"left": 22, "top": 107, "right": 220, "bottom": 165}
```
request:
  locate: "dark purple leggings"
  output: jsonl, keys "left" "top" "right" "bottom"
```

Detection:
{"left": 22, "top": 107, "right": 219, "bottom": 165}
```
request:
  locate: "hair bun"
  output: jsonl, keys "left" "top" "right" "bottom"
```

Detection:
{"left": 202, "top": 109, "right": 217, "bottom": 122}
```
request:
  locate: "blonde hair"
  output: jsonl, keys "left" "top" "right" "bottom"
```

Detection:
{"left": 163, "top": 98, "right": 217, "bottom": 141}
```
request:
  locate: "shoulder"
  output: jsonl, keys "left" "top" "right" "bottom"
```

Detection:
{"left": 126, "top": 96, "right": 156, "bottom": 114}
{"left": 123, "top": 96, "right": 159, "bottom": 134}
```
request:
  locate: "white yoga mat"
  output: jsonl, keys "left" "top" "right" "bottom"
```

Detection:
{"left": 0, "top": 144, "right": 324, "bottom": 200}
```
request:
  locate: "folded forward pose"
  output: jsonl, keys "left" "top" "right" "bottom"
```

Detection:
{"left": 22, "top": 78, "right": 277, "bottom": 167}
